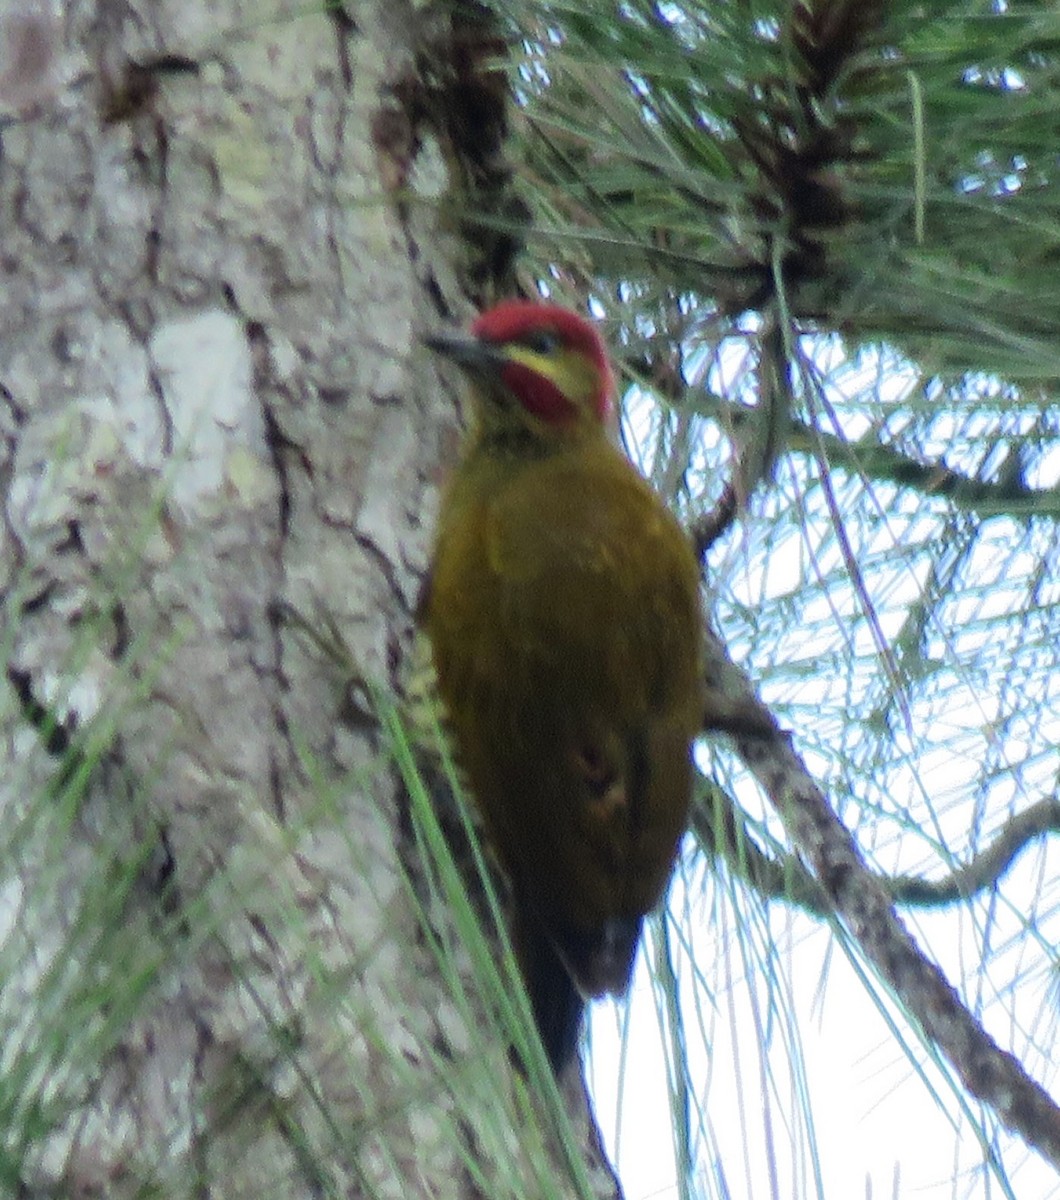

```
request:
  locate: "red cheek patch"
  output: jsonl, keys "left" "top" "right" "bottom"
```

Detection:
{"left": 501, "top": 361, "right": 578, "bottom": 424}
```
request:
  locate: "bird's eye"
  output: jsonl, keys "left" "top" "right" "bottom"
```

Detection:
{"left": 523, "top": 329, "right": 562, "bottom": 355}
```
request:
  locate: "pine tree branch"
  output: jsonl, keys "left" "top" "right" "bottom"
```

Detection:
{"left": 691, "top": 782, "right": 830, "bottom": 916}
{"left": 684, "top": 393, "right": 1059, "bottom": 522}
{"left": 693, "top": 785, "right": 1060, "bottom": 914}
{"left": 789, "top": 421, "right": 1060, "bottom": 517}
{"left": 687, "top": 316, "right": 793, "bottom": 561}
{"left": 889, "top": 798, "right": 1060, "bottom": 906}
{"left": 699, "top": 627, "right": 1060, "bottom": 1167}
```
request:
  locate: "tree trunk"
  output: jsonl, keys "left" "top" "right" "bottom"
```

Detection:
{"left": 0, "top": 2, "right": 618, "bottom": 1196}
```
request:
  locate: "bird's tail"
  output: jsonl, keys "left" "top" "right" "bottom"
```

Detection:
{"left": 515, "top": 909, "right": 585, "bottom": 1073}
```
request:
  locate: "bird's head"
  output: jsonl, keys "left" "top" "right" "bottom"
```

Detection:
{"left": 424, "top": 300, "right": 615, "bottom": 443}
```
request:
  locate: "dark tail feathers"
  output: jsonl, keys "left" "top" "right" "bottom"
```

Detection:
{"left": 515, "top": 911, "right": 585, "bottom": 1073}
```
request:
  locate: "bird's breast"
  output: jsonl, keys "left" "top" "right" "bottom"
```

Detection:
{"left": 425, "top": 439, "right": 702, "bottom": 966}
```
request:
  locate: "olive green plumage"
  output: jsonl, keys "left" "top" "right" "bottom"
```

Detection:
{"left": 423, "top": 301, "right": 703, "bottom": 1070}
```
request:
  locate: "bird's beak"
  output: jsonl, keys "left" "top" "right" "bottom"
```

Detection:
{"left": 422, "top": 330, "right": 508, "bottom": 375}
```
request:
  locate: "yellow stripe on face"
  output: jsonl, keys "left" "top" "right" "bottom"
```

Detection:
{"left": 502, "top": 346, "right": 601, "bottom": 414}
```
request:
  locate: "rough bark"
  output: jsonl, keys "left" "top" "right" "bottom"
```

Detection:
{"left": 0, "top": 2, "right": 618, "bottom": 1196}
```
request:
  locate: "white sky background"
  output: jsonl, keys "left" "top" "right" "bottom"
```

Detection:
{"left": 590, "top": 850, "right": 1060, "bottom": 1200}
{"left": 583, "top": 334, "right": 1060, "bottom": 1199}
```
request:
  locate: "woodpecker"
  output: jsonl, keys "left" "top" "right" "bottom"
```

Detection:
{"left": 422, "top": 300, "right": 703, "bottom": 1070}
